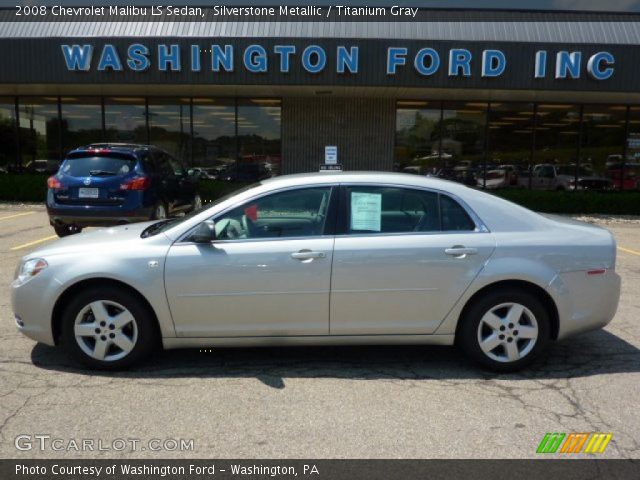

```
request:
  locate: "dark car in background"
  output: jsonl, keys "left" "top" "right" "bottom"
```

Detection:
{"left": 220, "top": 163, "right": 271, "bottom": 182}
{"left": 47, "top": 144, "right": 201, "bottom": 237}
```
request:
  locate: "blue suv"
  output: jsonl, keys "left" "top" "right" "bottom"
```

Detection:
{"left": 47, "top": 144, "right": 201, "bottom": 237}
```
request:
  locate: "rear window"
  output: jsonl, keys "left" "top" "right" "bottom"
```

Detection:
{"left": 440, "top": 195, "right": 476, "bottom": 231}
{"left": 60, "top": 153, "right": 136, "bottom": 177}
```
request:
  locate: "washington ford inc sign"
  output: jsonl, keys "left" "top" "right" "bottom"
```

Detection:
{"left": 61, "top": 44, "right": 615, "bottom": 80}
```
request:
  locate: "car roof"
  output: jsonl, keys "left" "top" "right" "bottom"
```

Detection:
{"left": 67, "top": 143, "right": 158, "bottom": 157}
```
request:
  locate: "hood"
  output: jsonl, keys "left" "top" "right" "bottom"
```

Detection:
{"left": 25, "top": 221, "right": 161, "bottom": 259}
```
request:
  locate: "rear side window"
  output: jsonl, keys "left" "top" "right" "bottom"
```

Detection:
{"left": 344, "top": 186, "right": 439, "bottom": 234}
{"left": 341, "top": 186, "right": 477, "bottom": 234}
{"left": 440, "top": 195, "right": 475, "bottom": 231}
{"left": 60, "top": 153, "right": 136, "bottom": 177}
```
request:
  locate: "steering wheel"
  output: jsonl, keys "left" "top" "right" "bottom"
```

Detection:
{"left": 241, "top": 214, "right": 257, "bottom": 237}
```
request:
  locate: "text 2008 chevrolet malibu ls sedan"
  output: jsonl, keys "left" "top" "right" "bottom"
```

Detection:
{"left": 11, "top": 172, "right": 621, "bottom": 371}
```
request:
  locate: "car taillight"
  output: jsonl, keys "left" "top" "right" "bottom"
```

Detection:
{"left": 47, "top": 176, "right": 62, "bottom": 189}
{"left": 120, "top": 175, "right": 151, "bottom": 191}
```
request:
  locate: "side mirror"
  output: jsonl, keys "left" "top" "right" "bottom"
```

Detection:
{"left": 191, "top": 220, "right": 216, "bottom": 243}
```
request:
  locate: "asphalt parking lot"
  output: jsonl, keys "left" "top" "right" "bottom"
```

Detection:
{"left": 0, "top": 203, "right": 639, "bottom": 459}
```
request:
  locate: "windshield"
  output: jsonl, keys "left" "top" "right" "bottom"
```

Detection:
{"left": 60, "top": 154, "right": 136, "bottom": 177}
{"left": 141, "top": 183, "right": 260, "bottom": 238}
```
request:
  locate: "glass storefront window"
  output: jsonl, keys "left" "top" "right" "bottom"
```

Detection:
{"left": 192, "top": 98, "right": 236, "bottom": 169}
{"left": 440, "top": 102, "right": 487, "bottom": 185}
{"left": 60, "top": 96, "right": 103, "bottom": 157}
{"left": 395, "top": 101, "right": 442, "bottom": 174}
{"left": 620, "top": 106, "right": 640, "bottom": 191}
{"left": 104, "top": 97, "right": 147, "bottom": 143}
{"left": 237, "top": 99, "right": 282, "bottom": 177}
{"left": 533, "top": 104, "right": 580, "bottom": 166}
{"left": 486, "top": 102, "right": 535, "bottom": 188}
{"left": 0, "top": 98, "right": 17, "bottom": 171}
{"left": 148, "top": 97, "right": 191, "bottom": 163}
{"left": 581, "top": 105, "right": 626, "bottom": 181}
{"left": 19, "top": 96, "right": 61, "bottom": 171}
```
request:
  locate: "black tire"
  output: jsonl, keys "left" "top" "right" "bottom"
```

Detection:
{"left": 457, "top": 288, "right": 550, "bottom": 373}
{"left": 54, "top": 224, "right": 82, "bottom": 237}
{"left": 59, "top": 286, "right": 159, "bottom": 370}
{"left": 151, "top": 201, "right": 168, "bottom": 220}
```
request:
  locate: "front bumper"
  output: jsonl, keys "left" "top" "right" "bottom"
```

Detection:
{"left": 11, "top": 273, "right": 56, "bottom": 346}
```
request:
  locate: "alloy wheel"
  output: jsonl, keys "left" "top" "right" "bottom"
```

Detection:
{"left": 155, "top": 204, "right": 167, "bottom": 219}
{"left": 73, "top": 300, "right": 138, "bottom": 362}
{"left": 476, "top": 302, "right": 539, "bottom": 363}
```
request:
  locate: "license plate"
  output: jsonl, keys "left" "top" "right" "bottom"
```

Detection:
{"left": 78, "top": 188, "right": 99, "bottom": 199}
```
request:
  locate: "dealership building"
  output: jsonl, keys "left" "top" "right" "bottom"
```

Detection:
{"left": 1, "top": 7, "right": 640, "bottom": 177}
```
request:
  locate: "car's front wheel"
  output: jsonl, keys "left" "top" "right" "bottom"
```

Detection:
{"left": 458, "top": 288, "right": 550, "bottom": 372}
{"left": 59, "top": 286, "right": 158, "bottom": 370}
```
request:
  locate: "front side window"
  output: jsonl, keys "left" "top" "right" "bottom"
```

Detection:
{"left": 214, "top": 187, "right": 332, "bottom": 240}
{"left": 343, "top": 186, "right": 476, "bottom": 234}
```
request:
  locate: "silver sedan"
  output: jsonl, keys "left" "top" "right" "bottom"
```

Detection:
{"left": 11, "top": 172, "right": 621, "bottom": 371}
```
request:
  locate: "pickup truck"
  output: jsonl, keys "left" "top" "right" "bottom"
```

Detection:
{"left": 526, "top": 164, "right": 613, "bottom": 191}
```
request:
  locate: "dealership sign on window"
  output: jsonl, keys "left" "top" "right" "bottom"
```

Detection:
{"left": 60, "top": 44, "right": 615, "bottom": 80}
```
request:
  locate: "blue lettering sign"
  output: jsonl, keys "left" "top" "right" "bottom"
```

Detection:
{"left": 274, "top": 45, "right": 295, "bottom": 72}
{"left": 449, "top": 49, "right": 472, "bottom": 76}
{"left": 386, "top": 47, "right": 407, "bottom": 74}
{"left": 482, "top": 50, "right": 506, "bottom": 77}
{"left": 555, "top": 51, "right": 581, "bottom": 79}
{"left": 212, "top": 45, "right": 233, "bottom": 72}
{"left": 244, "top": 45, "right": 267, "bottom": 73}
{"left": 127, "top": 44, "right": 149, "bottom": 71}
{"left": 337, "top": 46, "right": 359, "bottom": 73}
{"left": 535, "top": 51, "right": 547, "bottom": 78}
{"left": 191, "top": 45, "right": 201, "bottom": 72}
{"left": 587, "top": 51, "right": 614, "bottom": 80}
{"left": 97, "top": 44, "right": 122, "bottom": 71}
{"left": 302, "top": 45, "right": 326, "bottom": 73}
{"left": 158, "top": 44, "right": 180, "bottom": 71}
{"left": 61, "top": 44, "right": 93, "bottom": 71}
{"left": 414, "top": 47, "right": 440, "bottom": 76}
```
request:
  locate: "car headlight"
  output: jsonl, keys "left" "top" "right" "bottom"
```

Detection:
{"left": 15, "top": 258, "right": 48, "bottom": 285}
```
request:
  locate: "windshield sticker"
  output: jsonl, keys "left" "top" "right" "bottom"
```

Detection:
{"left": 350, "top": 192, "right": 382, "bottom": 232}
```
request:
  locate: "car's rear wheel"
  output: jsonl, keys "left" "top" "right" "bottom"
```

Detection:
{"left": 53, "top": 224, "right": 82, "bottom": 237}
{"left": 458, "top": 289, "right": 550, "bottom": 372}
{"left": 59, "top": 287, "right": 158, "bottom": 370}
{"left": 151, "top": 202, "right": 167, "bottom": 220}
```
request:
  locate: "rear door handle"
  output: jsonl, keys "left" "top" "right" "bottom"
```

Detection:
{"left": 291, "top": 250, "right": 326, "bottom": 261}
{"left": 445, "top": 246, "right": 478, "bottom": 257}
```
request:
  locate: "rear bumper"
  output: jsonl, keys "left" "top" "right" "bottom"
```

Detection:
{"left": 47, "top": 205, "right": 153, "bottom": 227}
{"left": 550, "top": 270, "right": 621, "bottom": 340}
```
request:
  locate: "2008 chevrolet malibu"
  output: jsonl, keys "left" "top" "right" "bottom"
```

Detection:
{"left": 11, "top": 172, "right": 621, "bottom": 371}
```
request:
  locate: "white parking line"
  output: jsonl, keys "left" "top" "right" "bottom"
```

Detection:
{"left": 0, "top": 211, "right": 35, "bottom": 222}
{"left": 10, "top": 235, "right": 57, "bottom": 251}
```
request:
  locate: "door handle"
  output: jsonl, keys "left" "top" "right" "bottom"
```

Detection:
{"left": 444, "top": 246, "right": 478, "bottom": 257}
{"left": 291, "top": 250, "right": 326, "bottom": 261}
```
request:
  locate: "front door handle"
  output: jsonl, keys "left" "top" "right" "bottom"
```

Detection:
{"left": 445, "top": 246, "right": 478, "bottom": 257}
{"left": 291, "top": 250, "right": 326, "bottom": 261}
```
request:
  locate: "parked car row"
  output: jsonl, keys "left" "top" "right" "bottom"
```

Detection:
{"left": 405, "top": 160, "right": 638, "bottom": 191}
